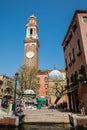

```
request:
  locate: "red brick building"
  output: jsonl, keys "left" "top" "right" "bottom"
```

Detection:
{"left": 62, "top": 10, "right": 87, "bottom": 114}
{"left": 37, "top": 70, "right": 49, "bottom": 98}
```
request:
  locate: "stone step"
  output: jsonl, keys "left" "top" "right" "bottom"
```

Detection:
{"left": 25, "top": 115, "right": 69, "bottom": 118}
{"left": 24, "top": 115, "right": 69, "bottom": 118}
{"left": 24, "top": 114, "right": 69, "bottom": 123}
{"left": 23, "top": 109, "right": 70, "bottom": 123}
{"left": 24, "top": 118, "right": 70, "bottom": 123}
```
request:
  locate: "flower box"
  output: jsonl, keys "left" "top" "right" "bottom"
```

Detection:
{"left": 77, "top": 50, "right": 82, "bottom": 56}
{"left": 72, "top": 58, "right": 75, "bottom": 63}
{"left": 69, "top": 62, "right": 72, "bottom": 67}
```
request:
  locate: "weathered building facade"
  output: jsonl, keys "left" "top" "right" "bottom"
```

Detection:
{"left": 0, "top": 75, "right": 14, "bottom": 99}
{"left": 62, "top": 10, "right": 87, "bottom": 114}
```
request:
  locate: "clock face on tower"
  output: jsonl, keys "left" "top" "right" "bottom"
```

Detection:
{"left": 26, "top": 51, "right": 34, "bottom": 59}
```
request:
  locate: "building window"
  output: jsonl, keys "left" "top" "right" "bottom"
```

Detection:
{"left": 77, "top": 39, "right": 82, "bottom": 56}
{"left": 4, "top": 89, "right": 7, "bottom": 94}
{"left": 37, "top": 84, "right": 40, "bottom": 88}
{"left": 71, "top": 74, "right": 74, "bottom": 83}
{"left": 78, "top": 65, "right": 87, "bottom": 82}
{"left": 37, "top": 77, "right": 40, "bottom": 83}
{"left": 44, "top": 77, "right": 48, "bottom": 82}
{"left": 74, "top": 71, "right": 78, "bottom": 84}
{"left": 83, "top": 16, "right": 87, "bottom": 23}
{"left": 30, "top": 28, "right": 33, "bottom": 35}
{"left": 69, "top": 53, "right": 72, "bottom": 66}
{"left": 68, "top": 75, "right": 73, "bottom": 87}
{"left": 44, "top": 84, "right": 48, "bottom": 89}
{"left": 77, "top": 39, "right": 81, "bottom": 51}
{"left": 1, "top": 89, "right": 3, "bottom": 93}
{"left": 7, "top": 81, "right": 13, "bottom": 87}
{"left": 72, "top": 23, "right": 77, "bottom": 32}
{"left": 66, "top": 32, "right": 72, "bottom": 45}
{"left": 69, "top": 53, "right": 72, "bottom": 62}
{"left": 72, "top": 48, "right": 75, "bottom": 62}
{"left": 80, "top": 65, "right": 86, "bottom": 80}
{"left": 65, "top": 58, "right": 68, "bottom": 70}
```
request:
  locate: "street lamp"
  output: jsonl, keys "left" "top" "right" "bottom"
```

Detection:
{"left": 13, "top": 72, "right": 19, "bottom": 114}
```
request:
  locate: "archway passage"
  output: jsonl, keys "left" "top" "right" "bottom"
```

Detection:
{"left": 68, "top": 90, "right": 79, "bottom": 113}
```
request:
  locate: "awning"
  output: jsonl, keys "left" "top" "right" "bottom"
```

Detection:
{"left": 36, "top": 97, "right": 46, "bottom": 101}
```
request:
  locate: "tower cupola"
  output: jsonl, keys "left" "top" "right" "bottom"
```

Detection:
{"left": 26, "top": 13, "right": 38, "bottom": 39}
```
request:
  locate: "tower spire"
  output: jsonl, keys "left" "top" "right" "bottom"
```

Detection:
{"left": 30, "top": 12, "right": 36, "bottom": 19}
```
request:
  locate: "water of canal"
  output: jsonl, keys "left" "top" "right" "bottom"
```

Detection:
{"left": 0, "top": 123, "right": 86, "bottom": 130}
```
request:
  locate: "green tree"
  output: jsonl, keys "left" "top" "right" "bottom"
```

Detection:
{"left": 54, "top": 80, "right": 66, "bottom": 104}
{"left": 49, "top": 77, "right": 66, "bottom": 104}
{"left": 18, "top": 65, "right": 39, "bottom": 93}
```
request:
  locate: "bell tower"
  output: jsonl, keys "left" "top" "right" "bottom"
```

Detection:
{"left": 24, "top": 13, "right": 39, "bottom": 70}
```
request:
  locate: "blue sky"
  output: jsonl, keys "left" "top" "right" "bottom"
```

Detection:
{"left": 0, "top": 0, "right": 87, "bottom": 77}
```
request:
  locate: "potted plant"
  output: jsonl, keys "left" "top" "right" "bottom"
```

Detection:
{"left": 77, "top": 74, "right": 84, "bottom": 82}
{"left": 68, "top": 82, "right": 73, "bottom": 87}
{"left": 69, "top": 62, "right": 72, "bottom": 67}
{"left": 72, "top": 58, "right": 75, "bottom": 63}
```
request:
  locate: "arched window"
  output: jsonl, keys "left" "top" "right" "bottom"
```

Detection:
{"left": 30, "top": 28, "right": 33, "bottom": 35}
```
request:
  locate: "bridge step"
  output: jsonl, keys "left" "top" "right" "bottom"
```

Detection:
{"left": 23, "top": 109, "right": 70, "bottom": 123}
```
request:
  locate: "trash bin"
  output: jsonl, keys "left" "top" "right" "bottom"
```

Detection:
{"left": 37, "top": 101, "right": 42, "bottom": 109}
